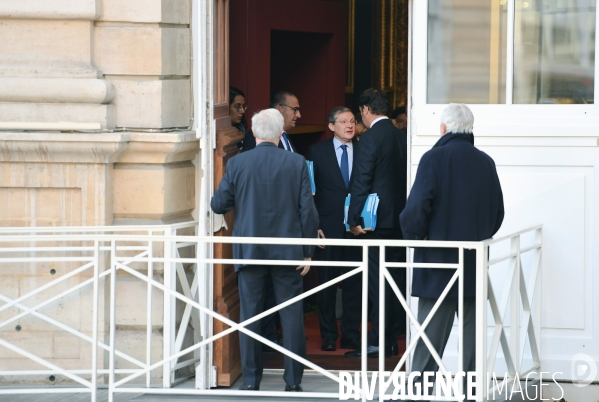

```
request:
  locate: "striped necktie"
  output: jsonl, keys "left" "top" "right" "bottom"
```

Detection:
{"left": 282, "top": 132, "right": 293, "bottom": 152}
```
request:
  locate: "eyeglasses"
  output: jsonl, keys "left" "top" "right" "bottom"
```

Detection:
{"left": 280, "top": 104, "right": 301, "bottom": 114}
{"left": 336, "top": 119, "right": 356, "bottom": 125}
{"left": 232, "top": 103, "right": 248, "bottom": 112}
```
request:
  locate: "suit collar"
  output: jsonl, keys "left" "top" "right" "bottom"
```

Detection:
{"left": 434, "top": 133, "right": 474, "bottom": 148}
{"left": 257, "top": 142, "right": 277, "bottom": 148}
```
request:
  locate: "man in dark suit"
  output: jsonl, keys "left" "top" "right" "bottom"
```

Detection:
{"left": 243, "top": 91, "right": 301, "bottom": 152}
{"left": 308, "top": 106, "right": 362, "bottom": 352}
{"left": 211, "top": 108, "right": 319, "bottom": 392}
{"left": 345, "top": 88, "right": 407, "bottom": 358}
{"left": 242, "top": 91, "right": 301, "bottom": 347}
{"left": 400, "top": 104, "right": 504, "bottom": 401}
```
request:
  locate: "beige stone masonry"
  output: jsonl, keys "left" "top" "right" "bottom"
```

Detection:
{"left": 0, "top": 19, "right": 96, "bottom": 74}
{"left": 109, "top": 78, "right": 191, "bottom": 128}
{"left": 0, "top": 103, "right": 115, "bottom": 129}
{"left": 0, "top": 0, "right": 100, "bottom": 20}
{"left": 94, "top": 26, "right": 190, "bottom": 76}
{"left": 113, "top": 132, "right": 198, "bottom": 221}
{"left": 100, "top": 0, "right": 190, "bottom": 24}
{"left": 0, "top": 78, "right": 115, "bottom": 104}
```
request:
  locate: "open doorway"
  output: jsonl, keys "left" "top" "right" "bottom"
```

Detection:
{"left": 219, "top": 0, "right": 410, "bottom": 382}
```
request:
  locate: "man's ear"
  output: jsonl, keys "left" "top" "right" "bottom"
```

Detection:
{"left": 440, "top": 123, "right": 447, "bottom": 136}
{"left": 328, "top": 122, "right": 335, "bottom": 132}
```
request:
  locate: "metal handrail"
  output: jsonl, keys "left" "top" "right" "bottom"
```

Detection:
{"left": 0, "top": 224, "right": 542, "bottom": 402}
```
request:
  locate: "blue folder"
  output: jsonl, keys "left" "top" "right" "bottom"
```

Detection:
{"left": 344, "top": 193, "right": 379, "bottom": 231}
{"left": 306, "top": 160, "right": 315, "bottom": 195}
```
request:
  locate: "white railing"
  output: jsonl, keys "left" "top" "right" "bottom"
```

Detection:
{"left": 0, "top": 224, "right": 542, "bottom": 402}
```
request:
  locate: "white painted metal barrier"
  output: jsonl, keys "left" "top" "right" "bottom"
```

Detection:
{"left": 0, "top": 224, "right": 542, "bottom": 401}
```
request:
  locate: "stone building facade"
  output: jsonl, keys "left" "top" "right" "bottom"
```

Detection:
{"left": 0, "top": 0, "right": 199, "bottom": 384}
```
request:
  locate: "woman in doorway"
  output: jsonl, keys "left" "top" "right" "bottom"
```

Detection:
{"left": 229, "top": 87, "right": 247, "bottom": 149}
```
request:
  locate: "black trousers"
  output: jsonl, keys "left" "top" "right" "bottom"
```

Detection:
{"left": 363, "top": 228, "right": 407, "bottom": 346}
{"left": 315, "top": 242, "right": 362, "bottom": 341}
{"left": 237, "top": 265, "right": 306, "bottom": 386}
{"left": 410, "top": 296, "right": 476, "bottom": 402}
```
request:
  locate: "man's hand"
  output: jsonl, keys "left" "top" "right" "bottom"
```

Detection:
{"left": 297, "top": 257, "right": 311, "bottom": 276}
{"left": 317, "top": 229, "right": 326, "bottom": 249}
{"left": 350, "top": 225, "right": 367, "bottom": 236}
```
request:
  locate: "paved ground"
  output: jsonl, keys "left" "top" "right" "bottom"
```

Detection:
{"left": 0, "top": 371, "right": 345, "bottom": 402}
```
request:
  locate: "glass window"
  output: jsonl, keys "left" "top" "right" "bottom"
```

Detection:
{"left": 513, "top": 0, "right": 596, "bottom": 104}
{"left": 427, "top": 0, "right": 508, "bottom": 104}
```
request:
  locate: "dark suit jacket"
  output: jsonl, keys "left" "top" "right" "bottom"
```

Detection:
{"left": 243, "top": 129, "right": 295, "bottom": 152}
{"left": 211, "top": 142, "right": 319, "bottom": 271}
{"left": 399, "top": 133, "right": 504, "bottom": 298}
{"left": 308, "top": 138, "right": 358, "bottom": 239}
{"left": 348, "top": 118, "right": 407, "bottom": 230}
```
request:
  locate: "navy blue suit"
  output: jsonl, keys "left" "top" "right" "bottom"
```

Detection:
{"left": 400, "top": 133, "right": 504, "bottom": 298}
{"left": 308, "top": 138, "right": 361, "bottom": 343}
{"left": 347, "top": 118, "right": 408, "bottom": 347}
{"left": 211, "top": 142, "right": 318, "bottom": 387}
{"left": 243, "top": 129, "right": 295, "bottom": 152}
{"left": 399, "top": 132, "right": 504, "bottom": 394}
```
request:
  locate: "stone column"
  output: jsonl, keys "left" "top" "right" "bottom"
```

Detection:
{"left": 0, "top": 0, "right": 115, "bottom": 128}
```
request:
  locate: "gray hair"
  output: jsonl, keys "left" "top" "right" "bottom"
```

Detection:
{"left": 251, "top": 108, "right": 284, "bottom": 141}
{"left": 440, "top": 103, "right": 474, "bottom": 134}
{"left": 328, "top": 106, "right": 352, "bottom": 124}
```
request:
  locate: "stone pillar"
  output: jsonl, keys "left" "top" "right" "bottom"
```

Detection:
{"left": 0, "top": 0, "right": 115, "bottom": 128}
{"left": 0, "top": 0, "right": 197, "bottom": 385}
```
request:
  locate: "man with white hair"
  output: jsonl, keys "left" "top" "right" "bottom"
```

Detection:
{"left": 400, "top": 103, "right": 504, "bottom": 401}
{"left": 211, "top": 108, "right": 318, "bottom": 392}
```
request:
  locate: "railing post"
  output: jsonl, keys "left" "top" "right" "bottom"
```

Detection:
{"left": 163, "top": 227, "right": 176, "bottom": 388}
{"left": 108, "top": 240, "right": 117, "bottom": 402}
{"left": 476, "top": 243, "right": 489, "bottom": 402}
{"left": 534, "top": 228, "right": 542, "bottom": 368}
{"left": 146, "top": 231, "right": 154, "bottom": 388}
{"left": 379, "top": 245, "right": 386, "bottom": 401}
{"left": 91, "top": 240, "right": 100, "bottom": 402}
{"left": 458, "top": 246, "right": 464, "bottom": 398}
{"left": 360, "top": 245, "right": 368, "bottom": 402}
{"left": 510, "top": 235, "right": 521, "bottom": 376}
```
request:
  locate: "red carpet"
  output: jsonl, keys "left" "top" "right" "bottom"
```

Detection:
{"left": 263, "top": 311, "right": 407, "bottom": 371}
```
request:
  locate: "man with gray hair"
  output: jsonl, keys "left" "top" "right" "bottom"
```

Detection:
{"left": 400, "top": 103, "right": 504, "bottom": 401}
{"left": 211, "top": 108, "right": 319, "bottom": 392}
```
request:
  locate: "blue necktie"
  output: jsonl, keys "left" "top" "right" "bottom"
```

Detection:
{"left": 282, "top": 132, "right": 292, "bottom": 152}
{"left": 340, "top": 144, "right": 350, "bottom": 189}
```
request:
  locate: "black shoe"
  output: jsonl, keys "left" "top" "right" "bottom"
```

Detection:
{"left": 344, "top": 346, "right": 379, "bottom": 358}
{"left": 239, "top": 383, "right": 259, "bottom": 390}
{"left": 321, "top": 338, "right": 337, "bottom": 351}
{"left": 285, "top": 384, "right": 303, "bottom": 392}
{"left": 339, "top": 338, "right": 360, "bottom": 350}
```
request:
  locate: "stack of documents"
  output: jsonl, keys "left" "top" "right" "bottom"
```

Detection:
{"left": 306, "top": 160, "right": 316, "bottom": 195}
{"left": 344, "top": 193, "right": 379, "bottom": 231}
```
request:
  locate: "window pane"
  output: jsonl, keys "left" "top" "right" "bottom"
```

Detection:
{"left": 513, "top": 0, "right": 596, "bottom": 104}
{"left": 427, "top": 0, "right": 508, "bottom": 104}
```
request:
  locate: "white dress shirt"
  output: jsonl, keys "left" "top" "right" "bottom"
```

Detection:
{"left": 333, "top": 137, "right": 353, "bottom": 179}
{"left": 370, "top": 116, "right": 389, "bottom": 128}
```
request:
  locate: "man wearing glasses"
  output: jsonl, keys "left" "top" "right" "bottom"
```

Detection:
{"left": 308, "top": 106, "right": 362, "bottom": 353}
{"left": 243, "top": 91, "right": 301, "bottom": 152}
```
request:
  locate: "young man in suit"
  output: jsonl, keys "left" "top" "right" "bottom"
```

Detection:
{"left": 308, "top": 107, "right": 362, "bottom": 352}
{"left": 243, "top": 91, "right": 301, "bottom": 152}
{"left": 211, "top": 108, "right": 319, "bottom": 392}
{"left": 345, "top": 88, "right": 408, "bottom": 358}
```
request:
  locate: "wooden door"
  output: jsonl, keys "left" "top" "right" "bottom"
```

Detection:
{"left": 213, "top": 116, "right": 243, "bottom": 386}
{"left": 211, "top": 0, "right": 245, "bottom": 387}
{"left": 212, "top": 0, "right": 348, "bottom": 386}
